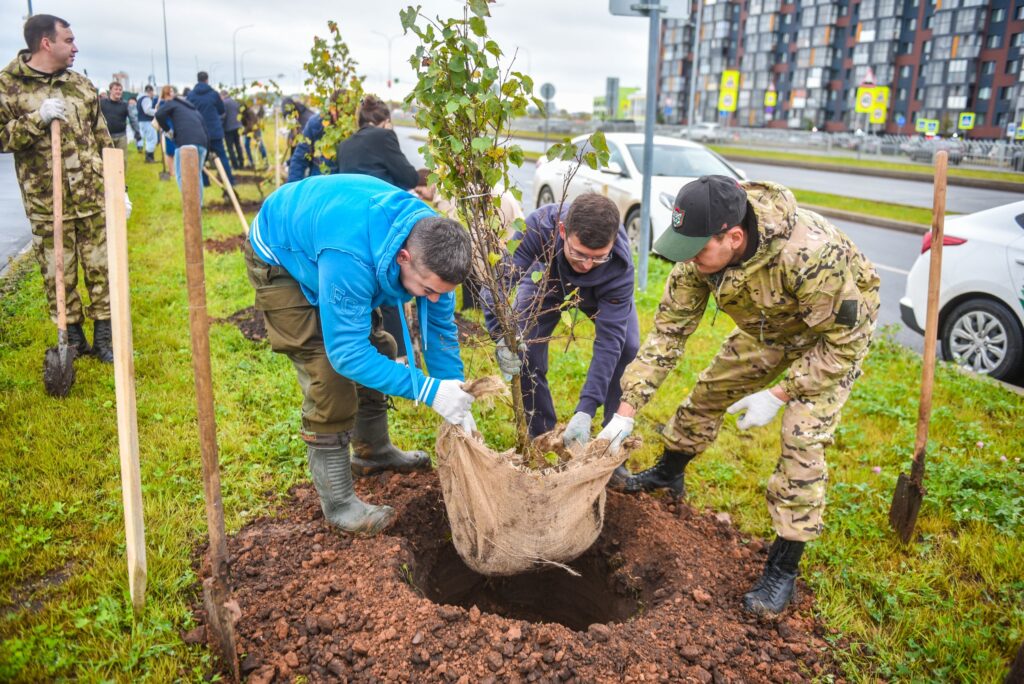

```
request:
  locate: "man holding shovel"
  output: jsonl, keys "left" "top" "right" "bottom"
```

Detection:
{"left": 245, "top": 173, "right": 475, "bottom": 535}
{"left": 0, "top": 14, "right": 123, "bottom": 364}
{"left": 600, "top": 177, "right": 880, "bottom": 615}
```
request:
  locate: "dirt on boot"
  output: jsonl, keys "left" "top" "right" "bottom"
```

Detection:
{"left": 191, "top": 471, "right": 846, "bottom": 682}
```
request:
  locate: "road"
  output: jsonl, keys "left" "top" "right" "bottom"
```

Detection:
{"left": 0, "top": 153, "right": 31, "bottom": 276}
{"left": 735, "top": 161, "right": 1018, "bottom": 215}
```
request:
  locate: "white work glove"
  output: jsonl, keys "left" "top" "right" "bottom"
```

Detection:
{"left": 563, "top": 411, "right": 593, "bottom": 448}
{"left": 495, "top": 338, "right": 526, "bottom": 381}
{"left": 430, "top": 379, "right": 475, "bottom": 425}
{"left": 727, "top": 389, "right": 786, "bottom": 430}
{"left": 595, "top": 413, "right": 634, "bottom": 454}
{"left": 39, "top": 98, "right": 67, "bottom": 124}
{"left": 459, "top": 412, "right": 477, "bottom": 435}
{"left": 124, "top": 192, "right": 132, "bottom": 220}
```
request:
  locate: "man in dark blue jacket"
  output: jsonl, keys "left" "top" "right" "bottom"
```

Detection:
{"left": 187, "top": 71, "right": 234, "bottom": 185}
{"left": 285, "top": 112, "right": 338, "bottom": 182}
{"left": 483, "top": 193, "right": 639, "bottom": 474}
{"left": 245, "top": 174, "right": 475, "bottom": 535}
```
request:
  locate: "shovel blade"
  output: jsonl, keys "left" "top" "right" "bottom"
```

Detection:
{"left": 889, "top": 472, "right": 923, "bottom": 543}
{"left": 43, "top": 345, "right": 76, "bottom": 398}
{"left": 202, "top": 577, "right": 240, "bottom": 681}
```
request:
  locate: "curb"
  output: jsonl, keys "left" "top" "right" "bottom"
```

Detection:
{"left": 801, "top": 204, "right": 929, "bottom": 235}
{"left": 720, "top": 153, "right": 1024, "bottom": 193}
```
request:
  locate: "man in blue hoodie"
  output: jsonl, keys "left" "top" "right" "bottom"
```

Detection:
{"left": 187, "top": 71, "right": 234, "bottom": 186}
{"left": 483, "top": 193, "right": 639, "bottom": 478}
{"left": 245, "top": 174, "right": 475, "bottom": 535}
{"left": 285, "top": 110, "right": 338, "bottom": 182}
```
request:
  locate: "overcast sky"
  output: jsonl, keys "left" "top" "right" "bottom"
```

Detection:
{"left": 1, "top": 1, "right": 653, "bottom": 113}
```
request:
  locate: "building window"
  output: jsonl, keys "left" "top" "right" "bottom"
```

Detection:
{"left": 1017, "top": 4, "right": 1024, "bottom": 20}
{"left": 1012, "top": 33, "right": 1024, "bottom": 48}
{"left": 978, "top": 85, "right": 991, "bottom": 99}
{"left": 898, "top": 87, "right": 909, "bottom": 100}
{"left": 900, "top": 64, "right": 913, "bottom": 79}
{"left": 991, "top": 8, "right": 1006, "bottom": 22}
{"left": 1009, "top": 59, "right": 1021, "bottom": 75}
{"left": 982, "top": 61, "right": 995, "bottom": 76}
{"left": 986, "top": 35, "right": 1002, "bottom": 49}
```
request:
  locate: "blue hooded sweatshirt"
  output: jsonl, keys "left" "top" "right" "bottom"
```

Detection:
{"left": 249, "top": 174, "right": 464, "bottom": 405}
{"left": 286, "top": 114, "right": 338, "bottom": 183}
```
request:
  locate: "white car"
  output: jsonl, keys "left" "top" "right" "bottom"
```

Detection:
{"left": 532, "top": 133, "right": 744, "bottom": 252}
{"left": 899, "top": 200, "right": 1024, "bottom": 381}
{"left": 683, "top": 122, "right": 724, "bottom": 143}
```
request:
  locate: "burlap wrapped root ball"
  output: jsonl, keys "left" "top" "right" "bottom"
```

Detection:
{"left": 435, "top": 377, "right": 640, "bottom": 576}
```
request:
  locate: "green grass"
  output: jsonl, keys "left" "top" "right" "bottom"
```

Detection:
{"left": 1, "top": 145, "right": 1023, "bottom": 681}
{"left": 790, "top": 189, "right": 937, "bottom": 226}
{"left": 711, "top": 144, "right": 1024, "bottom": 185}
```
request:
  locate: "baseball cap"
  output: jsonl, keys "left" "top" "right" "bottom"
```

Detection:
{"left": 653, "top": 175, "right": 748, "bottom": 262}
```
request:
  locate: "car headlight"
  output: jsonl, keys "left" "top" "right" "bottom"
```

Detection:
{"left": 658, "top": 191, "right": 675, "bottom": 210}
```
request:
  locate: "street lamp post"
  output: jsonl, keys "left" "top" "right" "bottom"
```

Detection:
{"left": 232, "top": 24, "right": 254, "bottom": 87}
{"left": 240, "top": 50, "right": 257, "bottom": 89}
{"left": 161, "top": 0, "right": 171, "bottom": 84}
{"left": 371, "top": 31, "right": 402, "bottom": 99}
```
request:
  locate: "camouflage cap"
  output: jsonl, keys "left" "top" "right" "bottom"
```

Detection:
{"left": 653, "top": 175, "right": 747, "bottom": 262}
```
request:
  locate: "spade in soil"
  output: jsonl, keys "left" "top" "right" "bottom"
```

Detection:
{"left": 43, "top": 120, "right": 76, "bottom": 398}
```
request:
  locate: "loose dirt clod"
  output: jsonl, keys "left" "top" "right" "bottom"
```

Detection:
{"left": 195, "top": 471, "right": 845, "bottom": 682}
{"left": 216, "top": 306, "right": 267, "bottom": 343}
{"left": 204, "top": 234, "right": 247, "bottom": 254}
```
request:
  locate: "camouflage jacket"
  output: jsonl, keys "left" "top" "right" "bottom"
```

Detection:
{"left": 0, "top": 50, "right": 113, "bottom": 221}
{"left": 622, "top": 181, "right": 881, "bottom": 409}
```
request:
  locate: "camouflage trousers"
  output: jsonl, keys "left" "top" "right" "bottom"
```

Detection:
{"left": 663, "top": 329, "right": 867, "bottom": 542}
{"left": 30, "top": 212, "right": 109, "bottom": 324}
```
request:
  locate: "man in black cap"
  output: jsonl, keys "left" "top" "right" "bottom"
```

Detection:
{"left": 595, "top": 176, "right": 880, "bottom": 615}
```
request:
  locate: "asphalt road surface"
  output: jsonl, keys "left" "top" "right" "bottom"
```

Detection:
{"left": 0, "top": 154, "right": 31, "bottom": 276}
{"left": 736, "top": 161, "right": 1019, "bottom": 215}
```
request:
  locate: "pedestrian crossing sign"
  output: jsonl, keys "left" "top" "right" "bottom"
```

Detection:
{"left": 915, "top": 118, "right": 928, "bottom": 132}
{"left": 958, "top": 112, "right": 975, "bottom": 130}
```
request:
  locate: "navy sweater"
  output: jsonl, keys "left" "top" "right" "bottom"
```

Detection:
{"left": 155, "top": 97, "right": 209, "bottom": 149}
{"left": 485, "top": 202, "right": 637, "bottom": 416}
{"left": 186, "top": 82, "right": 225, "bottom": 139}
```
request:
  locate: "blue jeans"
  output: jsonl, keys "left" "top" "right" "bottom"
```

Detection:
{"left": 173, "top": 145, "right": 207, "bottom": 206}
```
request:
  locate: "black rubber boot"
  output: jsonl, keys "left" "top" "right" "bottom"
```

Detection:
{"left": 307, "top": 432, "right": 395, "bottom": 535}
{"left": 608, "top": 464, "right": 631, "bottom": 489}
{"left": 145, "top": 151, "right": 156, "bottom": 163}
{"left": 743, "top": 537, "right": 805, "bottom": 616}
{"left": 92, "top": 319, "right": 114, "bottom": 363}
{"left": 66, "top": 323, "right": 91, "bottom": 358}
{"left": 351, "top": 405, "right": 431, "bottom": 477}
{"left": 622, "top": 449, "right": 695, "bottom": 498}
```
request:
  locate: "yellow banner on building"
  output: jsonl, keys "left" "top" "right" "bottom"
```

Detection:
{"left": 718, "top": 70, "right": 739, "bottom": 112}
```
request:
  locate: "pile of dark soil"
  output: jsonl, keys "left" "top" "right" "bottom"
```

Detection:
{"left": 208, "top": 198, "right": 264, "bottom": 214}
{"left": 454, "top": 312, "right": 487, "bottom": 342}
{"left": 217, "top": 306, "right": 266, "bottom": 343}
{"left": 194, "top": 472, "right": 844, "bottom": 682}
{"left": 205, "top": 233, "right": 247, "bottom": 254}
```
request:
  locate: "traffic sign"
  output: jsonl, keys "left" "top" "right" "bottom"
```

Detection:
{"left": 957, "top": 112, "right": 975, "bottom": 130}
{"left": 720, "top": 70, "right": 739, "bottom": 91}
{"left": 925, "top": 120, "right": 939, "bottom": 135}
{"left": 869, "top": 106, "right": 886, "bottom": 125}
{"left": 872, "top": 87, "right": 890, "bottom": 108}
{"left": 764, "top": 90, "right": 778, "bottom": 108}
{"left": 855, "top": 86, "right": 874, "bottom": 113}
{"left": 718, "top": 91, "right": 737, "bottom": 112}
{"left": 915, "top": 118, "right": 927, "bottom": 133}
{"left": 896, "top": 113, "right": 906, "bottom": 127}
{"left": 540, "top": 82, "right": 556, "bottom": 100}
{"left": 609, "top": 0, "right": 690, "bottom": 19}
{"left": 718, "top": 70, "right": 739, "bottom": 112}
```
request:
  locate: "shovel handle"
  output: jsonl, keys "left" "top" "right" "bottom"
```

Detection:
{"left": 911, "top": 150, "right": 948, "bottom": 482}
{"left": 51, "top": 121, "right": 67, "bottom": 337}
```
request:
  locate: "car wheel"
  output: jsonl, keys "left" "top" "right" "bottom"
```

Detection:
{"left": 537, "top": 185, "right": 556, "bottom": 207}
{"left": 940, "top": 299, "right": 1024, "bottom": 381}
{"left": 625, "top": 207, "right": 646, "bottom": 252}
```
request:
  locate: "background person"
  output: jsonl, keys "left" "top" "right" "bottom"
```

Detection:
{"left": 0, "top": 13, "right": 122, "bottom": 363}
{"left": 154, "top": 86, "right": 209, "bottom": 205}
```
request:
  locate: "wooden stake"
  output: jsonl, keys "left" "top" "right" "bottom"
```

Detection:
{"left": 212, "top": 156, "right": 249, "bottom": 236}
{"left": 102, "top": 148, "right": 148, "bottom": 616}
{"left": 179, "top": 147, "right": 240, "bottom": 680}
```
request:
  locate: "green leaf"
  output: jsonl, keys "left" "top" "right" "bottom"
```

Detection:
{"left": 544, "top": 451, "right": 559, "bottom": 466}
{"left": 487, "top": 252, "right": 502, "bottom": 267}
{"left": 560, "top": 310, "right": 575, "bottom": 329}
{"left": 445, "top": 100, "right": 460, "bottom": 114}
{"left": 468, "top": 0, "right": 491, "bottom": 18}
{"left": 530, "top": 270, "right": 542, "bottom": 284}
{"left": 469, "top": 16, "right": 487, "bottom": 37}
{"left": 448, "top": 136, "right": 465, "bottom": 154}
{"left": 450, "top": 54, "right": 466, "bottom": 72}
{"left": 471, "top": 136, "right": 492, "bottom": 152}
{"left": 506, "top": 238, "right": 522, "bottom": 254}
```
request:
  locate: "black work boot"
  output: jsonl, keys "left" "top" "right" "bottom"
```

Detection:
{"left": 350, "top": 405, "right": 431, "bottom": 477}
{"left": 145, "top": 151, "right": 155, "bottom": 163}
{"left": 66, "top": 323, "right": 91, "bottom": 358}
{"left": 608, "top": 464, "right": 631, "bottom": 489}
{"left": 307, "top": 432, "right": 395, "bottom": 535}
{"left": 743, "top": 536, "right": 805, "bottom": 616}
{"left": 92, "top": 319, "right": 114, "bottom": 363}
{"left": 622, "top": 449, "right": 695, "bottom": 498}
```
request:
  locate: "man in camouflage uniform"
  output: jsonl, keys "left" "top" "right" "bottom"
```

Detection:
{"left": 597, "top": 176, "right": 880, "bottom": 615}
{"left": 0, "top": 14, "right": 118, "bottom": 362}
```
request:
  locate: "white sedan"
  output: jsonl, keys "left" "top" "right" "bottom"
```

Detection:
{"left": 900, "top": 200, "right": 1024, "bottom": 381}
{"left": 532, "top": 133, "right": 744, "bottom": 252}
